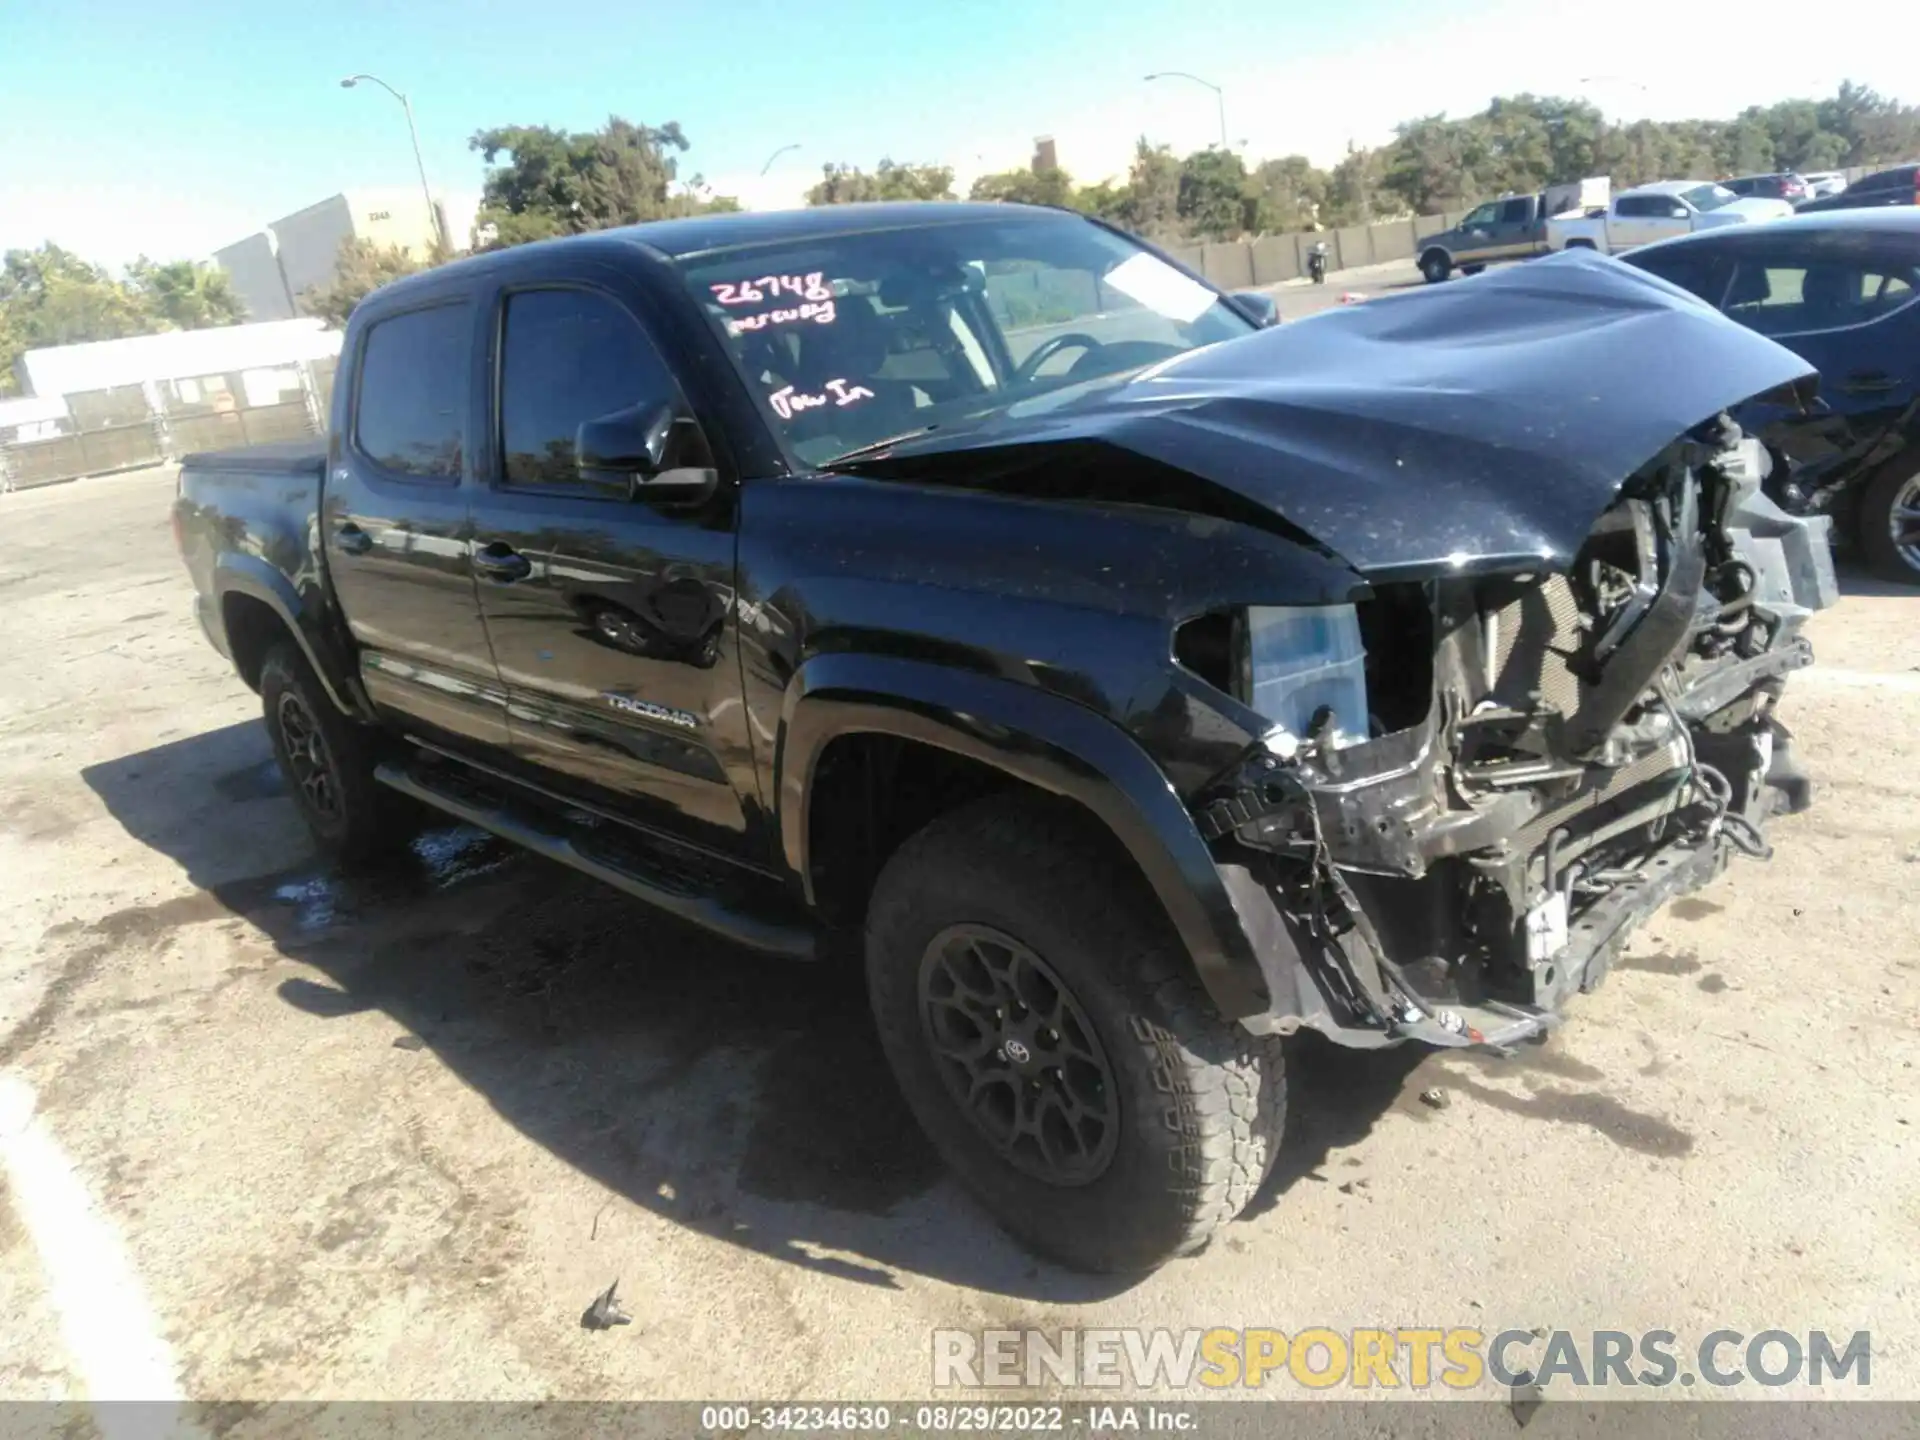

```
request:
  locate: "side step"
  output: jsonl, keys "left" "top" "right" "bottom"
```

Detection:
{"left": 374, "top": 760, "right": 820, "bottom": 961}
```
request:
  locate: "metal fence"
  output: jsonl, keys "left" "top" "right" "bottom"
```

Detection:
{"left": 0, "top": 357, "right": 335, "bottom": 493}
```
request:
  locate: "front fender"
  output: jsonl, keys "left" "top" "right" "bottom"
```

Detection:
{"left": 214, "top": 554, "right": 370, "bottom": 720}
{"left": 777, "top": 652, "right": 1270, "bottom": 1020}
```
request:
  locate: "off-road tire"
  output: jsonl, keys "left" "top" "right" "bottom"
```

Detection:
{"left": 259, "top": 641, "right": 417, "bottom": 864}
{"left": 1419, "top": 250, "right": 1452, "bottom": 284}
{"left": 1858, "top": 457, "right": 1920, "bottom": 585}
{"left": 865, "top": 794, "right": 1287, "bottom": 1273}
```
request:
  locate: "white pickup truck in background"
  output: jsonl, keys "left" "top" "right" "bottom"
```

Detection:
{"left": 1546, "top": 180, "right": 1795, "bottom": 255}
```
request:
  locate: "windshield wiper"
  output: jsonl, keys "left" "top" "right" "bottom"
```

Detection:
{"left": 820, "top": 425, "right": 940, "bottom": 469}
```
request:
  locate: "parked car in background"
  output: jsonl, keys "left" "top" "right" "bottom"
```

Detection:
{"left": 1416, "top": 177, "right": 1608, "bottom": 282}
{"left": 1625, "top": 209, "right": 1920, "bottom": 583}
{"left": 1803, "top": 171, "right": 1850, "bottom": 199}
{"left": 1546, "top": 181, "right": 1794, "bottom": 254}
{"left": 1724, "top": 172, "right": 1810, "bottom": 204}
{"left": 1795, "top": 162, "right": 1920, "bottom": 213}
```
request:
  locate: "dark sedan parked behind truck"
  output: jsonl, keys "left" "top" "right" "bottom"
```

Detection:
{"left": 1625, "top": 209, "right": 1920, "bottom": 582}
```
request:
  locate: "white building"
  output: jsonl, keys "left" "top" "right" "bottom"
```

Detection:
{"left": 214, "top": 188, "right": 478, "bottom": 322}
{"left": 16, "top": 318, "right": 342, "bottom": 401}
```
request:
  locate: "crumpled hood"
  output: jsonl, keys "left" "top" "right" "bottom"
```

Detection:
{"left": 832, "top": 250, "right": 1816, "bottom": 580}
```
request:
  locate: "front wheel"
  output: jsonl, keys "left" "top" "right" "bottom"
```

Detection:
{"left": 1419, "top": 250, "right": 1451, "bottom": 284}
{"left": 865, "top": 795, "right": 1286, "bottom": 1273}
{"left": 259, "top": 642, "right": 418, "bottom": 863}
{"left": 1859, "top": 460, "right": 1920, "bottom": 584}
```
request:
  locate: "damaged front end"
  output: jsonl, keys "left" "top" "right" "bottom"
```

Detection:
{"left": 833, "top": 251, "right": 1840, "bottom": 1052}
{"left": 1198, "top": 418, "right": 1836, "bottom": 1050}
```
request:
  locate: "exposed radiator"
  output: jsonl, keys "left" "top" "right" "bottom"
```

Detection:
{"left": 1488, "top": 575, "right": 1586, "bottom": 717}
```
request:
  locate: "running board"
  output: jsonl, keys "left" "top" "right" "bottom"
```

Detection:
{"left": 374, "top": 760, "right": 820, "bottom": 961}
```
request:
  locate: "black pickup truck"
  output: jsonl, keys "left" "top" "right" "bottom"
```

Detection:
{"left": 176, "top": 204, "right": 1835, "bottom": 1273}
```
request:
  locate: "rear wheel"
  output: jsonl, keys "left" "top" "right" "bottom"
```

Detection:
{"left": 1419, "top": 250, "right": 1452, "bottom": 284}
{"left": 864, "top": 795, "right": 1286, "bottom": 1273}
{"left": 1859, "top": 461, "right": 1920, "bottom": 584}
{"left": 260, "top": 642, "right": 417, "bottom": 863}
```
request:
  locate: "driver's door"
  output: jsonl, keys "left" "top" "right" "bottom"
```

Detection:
{"left": 465, "top": 268, "right": 761, "bottom": 863}
{"left": 1644, "top": 196, "right": 1696, "bottom": 244}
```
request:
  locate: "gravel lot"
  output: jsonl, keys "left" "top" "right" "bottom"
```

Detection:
{"left": 1, "top": 466, "right": 1916, "bottom": 1407}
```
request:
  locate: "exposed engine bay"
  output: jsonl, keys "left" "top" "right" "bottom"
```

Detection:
{"left": 1197, "top": 415, "right": 1838, "bottom": 1050}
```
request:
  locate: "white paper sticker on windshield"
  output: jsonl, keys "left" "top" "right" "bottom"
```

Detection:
{"left": 1103, "top": 252, "right": 1217, "bottom": 324}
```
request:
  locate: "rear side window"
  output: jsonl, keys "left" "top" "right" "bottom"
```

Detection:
{"left": 1722, "top": 256, "right": 1920, "bottom": 334}
{"left": 1851, "top": 168, "right": 1907, "bottom": 193}
{"left": 1615, "top": 197, "right": 1650, "bottom": 218}
{"left": 497, "top": 288, "right": 682, "bottom": 491}
{"left": 354, "top": 304, "right": 469, "bottom": 479}
{"left": 1499, "top": 198, "right": 1532, "bottom": 223}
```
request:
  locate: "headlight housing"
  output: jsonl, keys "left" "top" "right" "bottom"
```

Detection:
{"left": 1239, "top": 604, "right": 1369, "bottom": 749}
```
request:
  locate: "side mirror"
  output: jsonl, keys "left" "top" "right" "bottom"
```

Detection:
{"left": 576, "top": 402, "right": 718, "bottom": 503}
{"left": 1228, "top": 290, "right": 1280, "bottom": 328}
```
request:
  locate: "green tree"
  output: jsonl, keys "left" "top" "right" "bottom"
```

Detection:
{"left": 1114, "top": 139, "right": 1181, "bottom": 237}
{"left": 969, "top": 167, "right": 1075, "bottom": 207}
{"left": 1325, "top": 144, "right": 1388, "bottom": 226}
{"left": 808, "top": 159, "right": 956, "bottom": 204}
{"left": 126, "top": 258, "right": 247, "bottom": 330}
{"left": 1175, "top": 148, "right": 1254, "bottom": 240}
{"left": 300, "top": 237, "right": 431, "bottom": 328}
{"left": 1247, "top": 156, "right": 1330, "bottom": 233}
{"left": 469, "top": 116, "right": 736, "bottom": 247}
{"left": 0, "top": 245, "right": 149, "bottom": 393}
{"left": 1381, "top": 115, "right": 1486, "bottom": 213}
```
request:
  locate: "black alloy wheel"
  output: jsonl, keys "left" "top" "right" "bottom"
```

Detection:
{"left": 918, "top": 923, "right": 1119, "bottom": 1185}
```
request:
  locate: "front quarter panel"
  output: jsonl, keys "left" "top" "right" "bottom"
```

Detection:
{"left": 737, "top": 469, "right": 1365, "bottom": 1017}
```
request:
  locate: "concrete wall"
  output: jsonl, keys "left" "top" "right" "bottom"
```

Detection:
{"left": 213, "top": 188, "right": 462, "bottom": 322}
{"left": 212, "top": 232, "right": 296, "bottom": 323}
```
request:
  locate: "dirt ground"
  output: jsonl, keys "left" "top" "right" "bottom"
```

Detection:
{"left": 1, "top": 466, "right": 1916, "bottom": 1406}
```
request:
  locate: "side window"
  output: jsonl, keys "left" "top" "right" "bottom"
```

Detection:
{"left": 1632, "top": 250, "right": 1724, "bottom": 304}
{"left": 1614, "top": 197, "right": 1647, "bottom": 218}
{"left": 1462, "top": 203, "right": 1498, "bottom": 227}
{"left": 354, "top": 304, "right": 469, "bottom": 479}
{"left": 1722, "top": 259, "right": 1920, "bottom": 335}
{"left": 498, "top": 288, "right": 681, "bottom": 491}
{"left": 1499, "top": 198, "right": 1532, "bottom": 224}
{"left": 1852, "top": 169, "right": 1898, "bottom": 193}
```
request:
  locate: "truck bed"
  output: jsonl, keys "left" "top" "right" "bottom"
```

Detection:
{"left": 179, "top": 438, "right": 326, "bottom": 475}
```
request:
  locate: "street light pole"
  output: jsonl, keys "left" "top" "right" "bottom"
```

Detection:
{"left": 1144, "top": 71, "right": 1227, "bottom": 151}
{"left": 341, "top": 74, "right": 445, "bottom": 252}
{"left": 761, "top": 143, "right": 802, "bottom": 176}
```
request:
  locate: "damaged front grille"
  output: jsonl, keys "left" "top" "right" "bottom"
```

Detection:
{"left": 1196, "top": 420, "right": 1836, "bottom": 1052}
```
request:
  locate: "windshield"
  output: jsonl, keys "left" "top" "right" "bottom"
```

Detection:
{"left": 675, "top": 215, "right": 1256, "bottom": 467}
{"left": 1684, "top": 183, "right": 1740, "bottom": 213}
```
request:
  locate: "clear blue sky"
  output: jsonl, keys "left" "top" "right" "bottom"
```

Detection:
{"left": 2, "top": 0, "right": 1910, "bottom": 265}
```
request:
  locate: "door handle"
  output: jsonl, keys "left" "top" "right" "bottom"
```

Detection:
{"left": 472, "top": 542, "right": 532, "bottom": 582}
{"left": 335, "top": 523, "right": 373, "bottom": 556}
{"left": 1839, "top": 371, "right": 1900, "bottom": 394}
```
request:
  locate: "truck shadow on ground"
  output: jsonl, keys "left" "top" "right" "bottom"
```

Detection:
{"left": 82, "top": 721, "right": 1434, "bottom": 1300}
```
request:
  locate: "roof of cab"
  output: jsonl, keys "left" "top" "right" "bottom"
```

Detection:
{"left": 363, "top": 201, "right": 1070, "bottom": 309}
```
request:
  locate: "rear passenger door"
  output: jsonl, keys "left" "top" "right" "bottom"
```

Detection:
{"left": 322, "top": 295, "right": 509, "bottom": 752}
{"left": 465, "top": 267, "right": 761, "bottom": 863}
